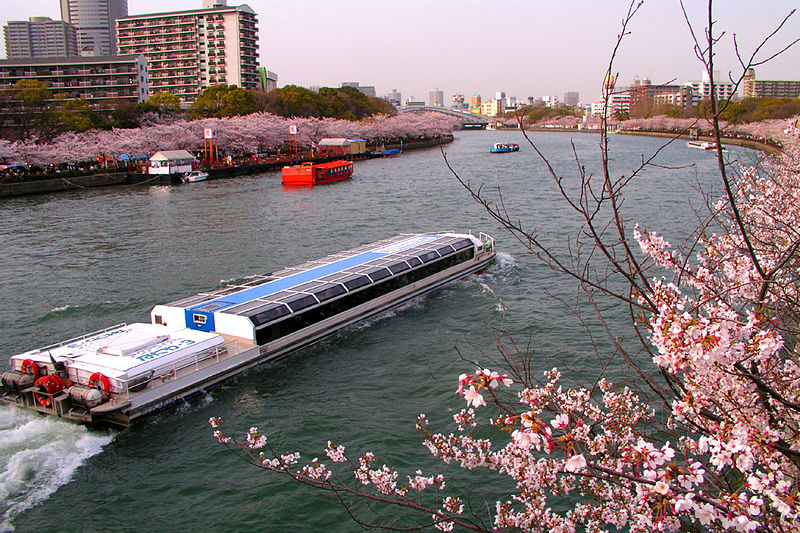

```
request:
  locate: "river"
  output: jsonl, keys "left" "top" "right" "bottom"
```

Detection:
{"left": 0, "top": 130, "right": 756, "bottom": 532}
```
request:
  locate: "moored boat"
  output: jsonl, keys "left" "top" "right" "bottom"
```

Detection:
{"left": 490, "top": 143, "right": 519, "bottom": 153}
{"left": 182, "top": 170, "right": 209, "bottom": 182}
{"left": 687, "top": 140, "right": 717, "bottom": 150}
{"left": 0, "top": 232, "right": 496, "bottom": 427}
{"left": 281, "top": 160, "right": 353, "bottom": 185}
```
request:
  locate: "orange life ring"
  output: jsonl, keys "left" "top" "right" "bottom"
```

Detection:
{"left": 20, "top": 359, "right": 40, "bottom": 379}
{"left": 89, "top": 372, "right": 110, "bottom": 394}
{"left": 34, "top": 375, "right": 66, "bottom": 407}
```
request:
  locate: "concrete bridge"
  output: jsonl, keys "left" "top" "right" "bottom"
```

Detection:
{"left": 397, "top": 105, "right": 493, "bottom": 129}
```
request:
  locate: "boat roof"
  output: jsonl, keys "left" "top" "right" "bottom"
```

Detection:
{"left": 163, "top": 233, "right": 478, "bottom": 326}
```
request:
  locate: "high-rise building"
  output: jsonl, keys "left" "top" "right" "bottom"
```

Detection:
{"left": 563, "top": 91, "right": 579, "bottom": 107}
{"left": 117, "top": 1, "right": 259, "bottom": 103}
{"left": 60, "top": 0, "right": 128, "bottom": 56}
{"left": 743, "top": 69, "right": 800, "bottom": 99}
{"left": 428, "top": 88, "right": 444, "bottom": 107}
{"left": 4, "top": 17, "right": 79, "bottom": 59}
{"left": 385, "top": 89, "right": 401, "bottom": 106}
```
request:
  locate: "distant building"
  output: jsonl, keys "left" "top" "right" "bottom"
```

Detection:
{"left": 469, "top": 93, "right": 481, "bottom": 113}
{"left": 117, "top": 1, "right": 259, "bottom": 103}
{"left": 0, "top": 54, "right": 149, "bottom": 108}
{"left": 563, "top": 91, "right": 579, "bottom": 107}
{"left": 653, "top": 87, "right": 693, "bottom": 108}
{"left": 451, "top": 93, "right": 466, "bottom": 110}
{"left": 341, "top": 82, "right": 376, "bottom": 97}
{"left": 541, "top": 95, "right": 560, "bottom": 108}
{"left": 60, "top": 0, "right": 128, "bottom": 56}
{"left": 481, "top": 98, "right": 505, "bottom": 116}
{"left": 4, "top": 17, "right": 78, "bottom": 59}
{"left": 591, "top": 90, "right": 631, "bottom": 118}
{"left": 742, "top": 68, "right": 800, "bottom": 99}
{"left": 428, "top": 87, "right": 444, "bottom": 107}
{"left": 685, "top": 70, "right": 736, "bottom": 105}
{"left": 628, "top": 77, "right": 689, "bottom": 116}
{"left": 384, "top": 89, "right": 401, "bottom": 106}
{"left": 404, "top": 98, "right": 424, "bottom": 107}
{"left": 257, "top": 67, "right": 277, "bottom": 92}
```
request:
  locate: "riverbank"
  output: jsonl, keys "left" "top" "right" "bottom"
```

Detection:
{"left": 523, "top": 125, "right": 780, "bottom": 154}
{"left": 0, "top": 135, "right": 453, "bottom": 198}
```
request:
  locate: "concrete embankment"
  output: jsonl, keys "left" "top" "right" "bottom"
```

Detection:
{"left": 0, "top": 135, "right": 454, "bottom": 198}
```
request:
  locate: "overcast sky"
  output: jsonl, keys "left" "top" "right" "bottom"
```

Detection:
{"left": 2, "top": 0, "right": 799, "bottom": 104}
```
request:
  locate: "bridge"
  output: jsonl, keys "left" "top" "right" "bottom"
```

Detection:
{"left": 397, "top": 105, "right": 493, "bottom": 129}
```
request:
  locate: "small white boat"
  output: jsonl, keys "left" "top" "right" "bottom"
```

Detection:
{"left": 687, "top": 140, "right": 717, "bottom": 150}
{"left": 182, "top": 170, "right": 209, "bottom": 183}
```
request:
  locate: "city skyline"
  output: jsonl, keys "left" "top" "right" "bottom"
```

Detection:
{"left": 2, "top": 0, "right": 799, "bottom": 104}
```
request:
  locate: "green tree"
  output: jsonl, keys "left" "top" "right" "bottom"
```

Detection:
{"left": 189, "top": 84, "right": 257, "bottom": 119}
{"left": 56, "top": 98, "right": 97, "bottom": 133}
{"left": 110, "top": 100, "right": 141, "bottom": 129}
{"left": 147, "top": 91, "right": 181, "bottom": 114}
{"left": 12, "top": 79, "right": 52, "bottom": 140}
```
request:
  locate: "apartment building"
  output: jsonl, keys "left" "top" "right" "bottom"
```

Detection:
{"left": 0, "top": 54, "right": 149, "bottom": 108}
{"left": 4, "top": 17, "right": 78, "bottom": 59}
{"left": 685, "top": 70, "right": 737, "bottom": 105}
{"left": 743, "top": 69, "right": 800, "bottom": 99}
{"left": 60, "top": 0, "right": 128, "bottom": 56}
{"left": 116, "top": 1, "right": 258, "bottom": 103}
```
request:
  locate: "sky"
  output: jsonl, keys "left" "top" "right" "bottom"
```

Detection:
{"left": 2, "top": 0, "right": 799, "bottom": 104}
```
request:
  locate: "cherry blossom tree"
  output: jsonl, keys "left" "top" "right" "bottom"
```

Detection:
{"left": 0, "top": 112, "right": 458, "bottom": 166}
{"left": 209, "top": 2, "right": 800, "bottom": 532}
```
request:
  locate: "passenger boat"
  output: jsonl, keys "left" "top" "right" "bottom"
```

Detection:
{"left": 686, "top": 140, "right": 717, "bottom": 150}
{"left": 490, "top": 143, "right": 519, "bottom": 153}
{"left": 0, "top": 232, "right": 495, "bottom": 427}
{"left": 281, "top": 160, "right": 354, "bottom": 186}
{"left": 182, "top": 170, "right": 209, "bottom": 182}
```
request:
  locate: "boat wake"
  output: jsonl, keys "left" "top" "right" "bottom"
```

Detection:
{"left": 470, "top": 252, "right": 517, "bottom": 312}
{"left": 0, "top": 406, "right": 113, "bottom": 532}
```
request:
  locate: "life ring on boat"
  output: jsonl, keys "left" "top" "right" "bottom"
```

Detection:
{"left": 20, "top": 358, "right": 40, "bottom": 379}
{"left": 33, "top": 375, "right": 66, "bottom": 407}
{"left": 89, "top": 372, "right": 110, "bottom": 394}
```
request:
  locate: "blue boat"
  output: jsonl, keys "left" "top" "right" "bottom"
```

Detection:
{"left": 490, "top": 143, "right": 519, "bottom": 153}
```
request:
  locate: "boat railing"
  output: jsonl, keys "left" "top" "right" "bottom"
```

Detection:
{"left": 33, "top": 323, "right": 128, "bottom": 354}
{"left": 115, "top": 338, "right": 239, "bottom": 397}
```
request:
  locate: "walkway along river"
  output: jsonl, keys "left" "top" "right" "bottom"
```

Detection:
{"left": 0, "top": 130, "right": 756, "bottom": 531}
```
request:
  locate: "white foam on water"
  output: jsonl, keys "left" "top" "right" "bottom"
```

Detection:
{"left": 0, "top": 406, "right": 113, "bottom": 532}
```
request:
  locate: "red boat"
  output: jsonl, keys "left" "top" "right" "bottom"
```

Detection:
{"left": 281, "top": 160, "right": 354, "bottom": 186}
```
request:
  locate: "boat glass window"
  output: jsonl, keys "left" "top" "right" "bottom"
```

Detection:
{"left": 312, "top": 283, "right": 346, "bottom": 302}
{"left": 387, "top": 261, "right": 410, "bottom": 274}
{"left": 417, "top": 251, "right": 440, "bottom": 263}
{"left": 278, "top": 293, "right": 319, "bottom": 312}
{"left": 340, "top": 274, "right": 371, "bottom": 291}
{"left": 365, "top": 267, "right": 391, "bottom": 281}
{"left": 451, "top": 238, "right": 473, "bottom": 251}
{"left": 436, "top": 245, "right": 455, "bottom": 257}
{"left": 247, "top": 303, "right": 291, "bottom": 325}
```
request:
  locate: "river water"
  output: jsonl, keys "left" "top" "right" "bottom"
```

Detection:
{"left": 0, "top": 130, "right": 756, "bottom": 532}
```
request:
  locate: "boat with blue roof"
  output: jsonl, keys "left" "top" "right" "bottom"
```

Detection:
{"left": 0, "top": 232, "right": 495, "bottom": 427}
